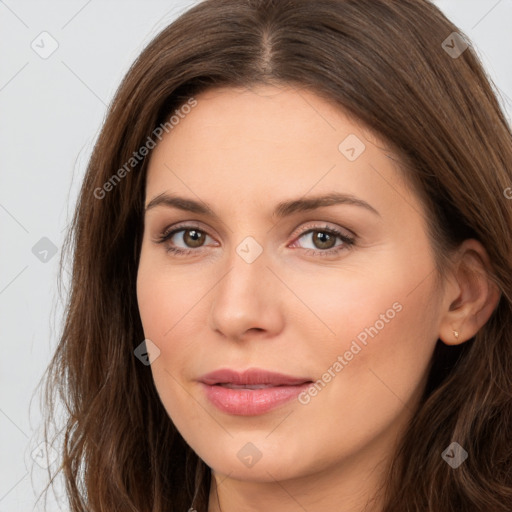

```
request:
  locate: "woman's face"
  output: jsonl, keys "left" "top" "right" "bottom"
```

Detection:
{"left": 136, "top": 85, "right": 446, "bottom": 490}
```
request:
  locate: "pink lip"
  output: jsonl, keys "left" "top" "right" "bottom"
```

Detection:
{"left": 199, "top": 368, "right": 313, "bottom": 416}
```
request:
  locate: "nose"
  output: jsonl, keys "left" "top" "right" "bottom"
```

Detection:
{"left": 208, "top": 243, "right": 285, "bottom": 341}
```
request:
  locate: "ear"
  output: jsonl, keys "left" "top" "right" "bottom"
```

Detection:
{"left": 438, "top": 239, "right": 501, "bottom": 346}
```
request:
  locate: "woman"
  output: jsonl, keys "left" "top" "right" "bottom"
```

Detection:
{"left": 39, "top": 0, "right": 512, "bottom": 510}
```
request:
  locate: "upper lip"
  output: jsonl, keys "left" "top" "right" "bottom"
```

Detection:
{"left": 199, "top": 368, "right": 312, "bottom": 386}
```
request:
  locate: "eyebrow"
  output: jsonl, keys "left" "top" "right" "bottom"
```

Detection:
{"left": 144, "top": 191, "right": 380, "bottom": 218}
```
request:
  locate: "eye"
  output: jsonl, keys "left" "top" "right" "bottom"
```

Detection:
{"left": 290, "top": 223, "right": 355, "bottom": 257}
{"left": 154, "top": 224, "right": 216, "bottom": 256}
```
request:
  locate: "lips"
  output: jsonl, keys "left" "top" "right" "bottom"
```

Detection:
{"left": 199, "top": 368, "right": 312, "bottom": 387}
{"left": 199, "top": 368, "right": 313, "bottom": 415}
{"left": 216, "top": 383, "right": 277, "bottom": 389}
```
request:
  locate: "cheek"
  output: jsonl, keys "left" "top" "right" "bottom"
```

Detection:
{"left": 136, "top": 249, "right": 203, "bottom": 343}
{"left": 284, "top": 265, "right": 439, "bottom": 468}
{"left": 136, "top": 256, "right": 204, "bottom": 430}
{"left": 286, "top": 245, "right": 440, "bottom": 404}
{"left": 278, "top": 260, "right": 424, "bottom": 355}
{"left": 136, "top": 250, "right": 211, "bottom": 403}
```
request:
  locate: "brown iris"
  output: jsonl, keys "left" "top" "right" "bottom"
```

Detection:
{"left": 311, "top": 230, "right": 336, "bottom": 250}
{"left": 182, "top": 229, "right": 206, "bottom": 248}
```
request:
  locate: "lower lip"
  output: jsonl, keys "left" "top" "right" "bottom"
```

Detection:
{"left": 201, "top": 382, "right": 312, "bottom": 415}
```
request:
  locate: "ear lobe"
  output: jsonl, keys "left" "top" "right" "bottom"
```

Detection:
{"left": 438, "top": 239, "right": 501, "bottom": 346}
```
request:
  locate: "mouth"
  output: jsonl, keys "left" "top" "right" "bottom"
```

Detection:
{"left": 199, "top": 368, "right": 314, "bottom": 415}
{"left": 199, "top": 368, "right": 312, "bottom": 386}
{"left": 215, "top": 383, "right": 288, "bottom": 389}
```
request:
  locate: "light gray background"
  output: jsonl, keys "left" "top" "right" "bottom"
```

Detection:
{"left": 1, "top": 1, "right": 511, "bottom": 510}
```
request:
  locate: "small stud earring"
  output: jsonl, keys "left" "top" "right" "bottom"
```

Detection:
{"left": 453, "top": 330, "right": 459, "bottom": 341}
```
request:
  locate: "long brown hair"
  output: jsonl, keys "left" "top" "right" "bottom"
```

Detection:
{"left": 37, "top": 0, "right": 512, "bottom": 510}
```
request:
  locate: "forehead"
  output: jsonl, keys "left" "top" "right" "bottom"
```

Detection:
{"left": 145, "top": 85, "right": 420, "bottom": 223}
{"left": 152, "top": 84, "right": 372, "bottom": 157}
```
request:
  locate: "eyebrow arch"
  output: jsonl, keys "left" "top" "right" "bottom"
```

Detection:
{"left": 144, "top": 191, "right": 380, "bottom": 218}
{"left": 273, "top": 192, "right": 380, "bottom": 218}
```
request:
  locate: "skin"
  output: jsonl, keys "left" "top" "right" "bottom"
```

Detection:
{"left": 136, "top": 84, "right": 500, "bottom": 512}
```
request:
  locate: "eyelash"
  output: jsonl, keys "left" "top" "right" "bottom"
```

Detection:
{"left": 154, "top": 222, "right": 356, "bottom": 258}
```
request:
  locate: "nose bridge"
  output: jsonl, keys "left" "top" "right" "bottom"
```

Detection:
{"left": 216, "top": 233, "right": 269, "bottom": 306}
{"left": 208, "top": 234, "right": 282, "bottom": 338}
